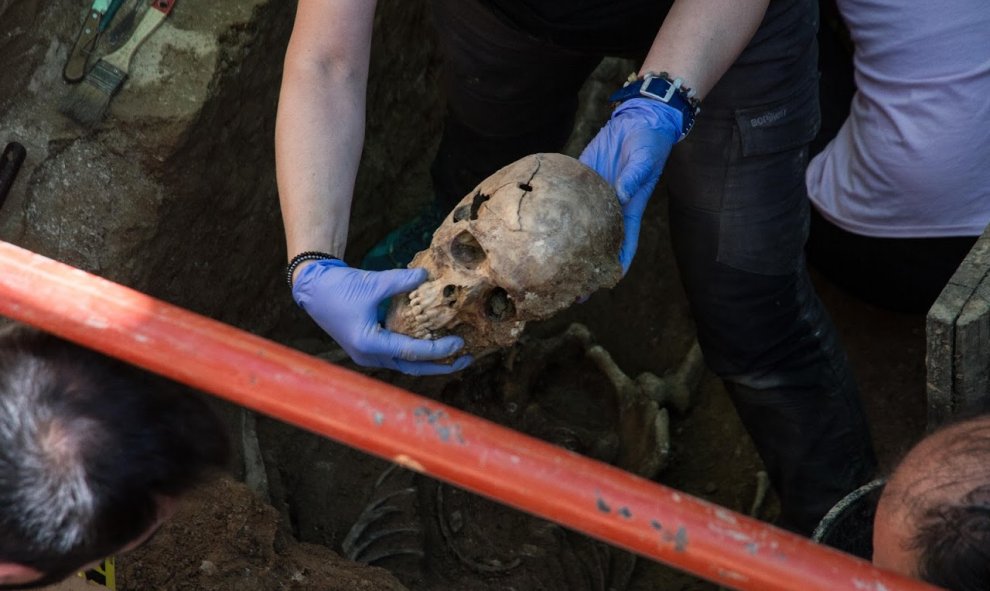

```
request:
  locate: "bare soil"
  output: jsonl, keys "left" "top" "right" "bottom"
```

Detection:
{"left": 104, "top": 195, "right": 927, "bottom": 591}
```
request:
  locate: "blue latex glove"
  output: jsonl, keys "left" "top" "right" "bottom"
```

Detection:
{"left": 292, "top": 259, "right": 473, "bottom": 375}
{"left": 579, "top": 97, "right": 682, "bottom": 274}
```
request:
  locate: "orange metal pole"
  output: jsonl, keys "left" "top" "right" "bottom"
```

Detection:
{"left": 0, "top": 241, "right": 940, "bottom": 591}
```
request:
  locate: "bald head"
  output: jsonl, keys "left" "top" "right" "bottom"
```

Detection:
{"left": 873, "top": 415, "right": 990, "bottom": 589}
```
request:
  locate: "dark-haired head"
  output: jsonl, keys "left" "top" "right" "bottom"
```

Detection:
{"left": 873, "top": 413, "right": 990, "bottom": 590}
{"left": 0, "top": 324, "right": 230, "bottom": 588}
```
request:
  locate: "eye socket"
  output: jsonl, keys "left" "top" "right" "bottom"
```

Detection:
{"left": 449, "top": 231, "right": 486, "bottom": 269}
{"left": 485, "top": 288, "right": 515, "bottom": 321}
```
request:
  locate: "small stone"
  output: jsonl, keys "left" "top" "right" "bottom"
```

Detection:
{"left": 199, "top": 560, "right": 218, "bottom": 576}
{"left": 449, "top": 509, "right": 464, "bottom": 533}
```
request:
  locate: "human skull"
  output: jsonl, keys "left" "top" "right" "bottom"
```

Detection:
{"left": 385, "top": 153, "right": 623, "bottom": 357}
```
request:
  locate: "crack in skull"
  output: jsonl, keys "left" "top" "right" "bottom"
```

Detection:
{"left": 386, "top": 153, "right": 623, "bottom": 358}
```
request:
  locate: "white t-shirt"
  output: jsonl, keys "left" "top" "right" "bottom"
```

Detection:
{"left": 805, "top": 0, "right": 990, "bottom": 238}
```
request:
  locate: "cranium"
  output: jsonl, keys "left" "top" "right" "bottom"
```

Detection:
{"left": 385, "top": 153, "right": 623, "bottom": 357}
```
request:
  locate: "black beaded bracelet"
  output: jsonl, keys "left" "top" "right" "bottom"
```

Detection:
{"left": 285, "top": 251, "right": 341, "bottom": 287}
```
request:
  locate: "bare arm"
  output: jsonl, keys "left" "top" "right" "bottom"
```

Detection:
{"left": 275, "top": 0, "right": 378, "bottom": 266}
{"left": 640, "top": 0, "right": 770, "bottom": 100}
{"left": 276, "top": 0, "right": 470, "bottom": 374}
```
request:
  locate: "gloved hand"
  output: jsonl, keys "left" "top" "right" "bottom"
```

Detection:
{"left": 579, "top": 97, "right": 682, "bottom": 274}
{"left": 292, "top": 259, "right": 473, "bottom": 375}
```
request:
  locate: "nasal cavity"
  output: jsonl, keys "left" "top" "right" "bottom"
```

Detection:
{"left": 485, "top": 288, "right": 515, "bottom": 321}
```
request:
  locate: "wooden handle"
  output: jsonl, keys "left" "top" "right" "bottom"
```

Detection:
{"left": 102, "top": 0, "right": 175, "bottom": 71}
{"left": 63, "top": 10, "right": 103, "bottom": 82}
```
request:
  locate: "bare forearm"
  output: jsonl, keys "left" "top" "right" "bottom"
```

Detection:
{"left": 275, "top": 0, "right": 376, "bottom": 263}
{"left": 276, "top": 64, "right": 365, "bottom": 260}
{"left": 641, "top": 0, "right": 769, "bottom": 100}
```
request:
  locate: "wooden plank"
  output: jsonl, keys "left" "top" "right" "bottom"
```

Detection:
{"left": 926, "top": 224, "right": 990, "bottom": 428}
{"left": 927, "top": 284, "right": 966, "bottom": 426}
{"left": 953, "top": 277, "right": 990, "bottom": 413}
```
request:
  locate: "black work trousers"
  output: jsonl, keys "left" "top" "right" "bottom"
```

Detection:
{"left": 429, "top": 0, "right": 877, "bottom": 535}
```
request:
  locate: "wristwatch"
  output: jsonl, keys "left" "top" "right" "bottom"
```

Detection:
{"left": 608, "top": 72, "right": 702, "bottom": 141}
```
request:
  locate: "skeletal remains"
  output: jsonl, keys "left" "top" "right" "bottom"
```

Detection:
{"left": 364, "top": 154, "right": 714, "bottom": 588}
{"left": 342, "top": 323, "right": 707, "bottom": 590}
{"left": 386, "top": 153, "right": 623, "bottom": 357}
